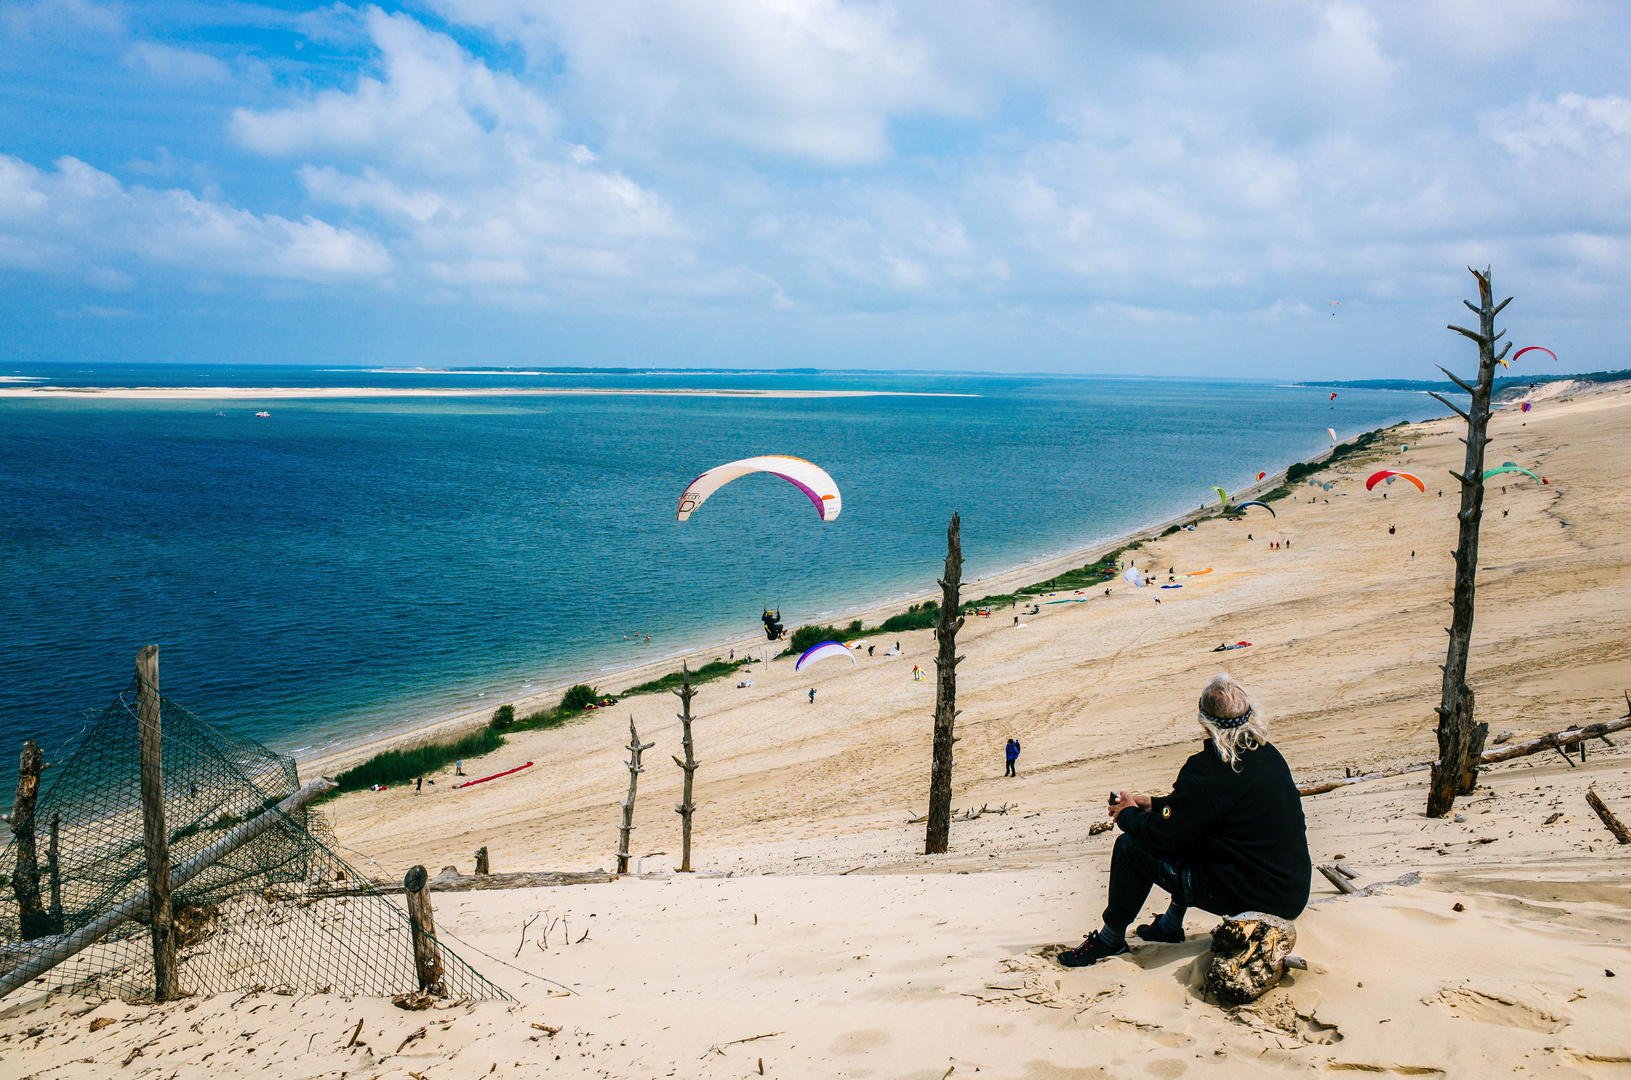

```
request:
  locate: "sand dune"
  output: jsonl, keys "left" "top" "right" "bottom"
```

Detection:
{"left": 6, "top": 383, "right": 1631, "bottom": 1077}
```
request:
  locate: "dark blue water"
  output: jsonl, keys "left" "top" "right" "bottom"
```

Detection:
{"left": 0, "top": 366, "right": 1440, "bottom": 759}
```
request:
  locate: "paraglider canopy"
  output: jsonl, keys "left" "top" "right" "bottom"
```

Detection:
{"left": 1365, "top": 470, "right": 1425, "bottom": 492}
{"left": 1213, "top": 486, "right": 1228, "bottom": 507}
{"left": 1513, "top": 346, "right": 1557, "bottom": 364}
{"left": 1327, "top": 428, "right": 1338, "bottom": 442}
{"left": 1122, "top": 567, "right": 1146, "bottom": 587}
{"left": 1521, "top": 402, "right": 1532, "bottom": 413}
{"left": 1256, "top": 470, "right": 1267, "bottom": 482}
{"left": 677, "top": 455, "right": 841, "bottom": 522}
{"left": 1483, "top": 464, "right": 1541, "bottom": 483}
{"left": 1235, "top": 500, "right": 1276, "bottom": 517}
{"left": 1329, "top": 392, "right": 1338, "bottom": 401}
{"left": 794, "top": 640, "right": 856, "bottom": 672}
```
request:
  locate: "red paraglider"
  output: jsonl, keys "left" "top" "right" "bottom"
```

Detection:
{"left": 1513, "top": 346, "right": 1557, "bottom": 364}
{"left": 1256, "top": 470, "right": 1267, "bottom": 482}
{"left": 1329, "top": 392, "right": 1338, "bottom": 401}
{"left": 1365, "top": 470, "right": 1425, "bottom": 493}
{"left": 1521, "top": 402, "right": 1532, "bottom": 413}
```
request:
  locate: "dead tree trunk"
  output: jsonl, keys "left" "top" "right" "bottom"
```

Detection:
{"left": 925, "top": 512, "right": 965, "bottom": 855}
{"left": 10, "top": 740, "right": 49, "bottom": 940}
{"left": 1425, "top": 267, "right": 1510, "bottom": 817}
{"left": 672, "top": 666, "right": 700, "bottom": 872}
{"left": 474, "top": 846, "right": 489, "bottom": 875}
{"left": 617, "top": 717, "right": 654, "bottom": 874}
{"left": 135, "top": 645, "right": 178, "bottom": 1001}
{"left": 402, "top": 865, "right": 445, "bottom": 995}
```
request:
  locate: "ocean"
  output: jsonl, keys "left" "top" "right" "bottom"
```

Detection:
{"left": 0, "top": 365, "right": 1441, "bottom": 762}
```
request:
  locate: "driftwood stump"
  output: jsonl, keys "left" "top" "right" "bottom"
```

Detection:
{"left": 403, "top": 865, "right": 446, "bottom": 995}
{"left": 1206, "top": 913, "right": 1298, "bottom": 1004}
{"left": 1426, "top": 267, "right": 1509, "bottom": 817}
{"left": 925, "top": 512, "right": 965, "bottom": 855}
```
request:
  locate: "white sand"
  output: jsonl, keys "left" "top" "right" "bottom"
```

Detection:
{"left": 6, "top": 386, "right": 1631, "bottom": 1077}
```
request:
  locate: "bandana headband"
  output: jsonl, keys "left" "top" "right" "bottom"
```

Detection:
{"left": 1199, "top": 704, "right": 1252, "bottom": 730}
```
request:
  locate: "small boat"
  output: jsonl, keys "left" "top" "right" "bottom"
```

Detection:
{"left": 254, "top": 411, "right": 271, "bottom": 418}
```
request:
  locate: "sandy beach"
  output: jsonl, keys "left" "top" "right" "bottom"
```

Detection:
{"left": 6, "top": 380, "right": 1631, "bottom": 1078}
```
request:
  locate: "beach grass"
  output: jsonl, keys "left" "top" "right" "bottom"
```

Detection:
{"left": 331, "top": 726, "right": 507, "bottom": 794}
{"left": 623, "top": 658, "right": 750, "bottom": 696}
{"left": 509, "top": 683, "right": 608, "bottom": 733}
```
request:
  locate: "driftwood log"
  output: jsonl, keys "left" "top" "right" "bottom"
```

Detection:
{"left": 925, "top": 512, "right": 965, "bottom": 855}
{"left": 1427, "top": 267, "right": 1508, "bottom": 817}
{"left": 1587, "top": 788, "right": 1631, "bottom": 845}
{"left": 672, "top": 667, "right": 700, "bottom": 872}
{"left": 1206, "top": 913, "right": 1298, "bottom": 1004}
{"left": 1299, "top": 706, "right": 1631, "bottom": 797}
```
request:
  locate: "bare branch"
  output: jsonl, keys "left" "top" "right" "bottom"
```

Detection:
{"left": 1493, "top": 296, "right": 1512, "bottom": 316}
{"left": 1436, "top": 366, "right": 1476, "bottom": 394}
{"left": 1427, "top": 392, "right": 1470, "bottom": 422}
{"left": 1447, "top": 323, "right": 1485, "bottom": 345}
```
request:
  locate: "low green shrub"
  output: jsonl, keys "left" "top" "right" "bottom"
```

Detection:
{"left": 333, "top": 726, "right": 506, "bottom": 793}
{"left": 490, "top": 704, "right": 515, "bottom": 730}
{"left": 623, "top": 659, "right": 748, "bottom": 696}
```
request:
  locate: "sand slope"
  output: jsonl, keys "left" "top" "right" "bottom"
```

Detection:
{"left": 6, "top": 385, "right": 1631, "bottom": 1078}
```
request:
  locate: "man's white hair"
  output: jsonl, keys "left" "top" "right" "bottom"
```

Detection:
{"left": 1197, "top": 672, "right": 1268, "bottom": 770}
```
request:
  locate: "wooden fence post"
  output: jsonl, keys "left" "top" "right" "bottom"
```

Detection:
{"left": 475, "top": 846, "right": 489, "bottom": 875}
{"left": 618, "top": 718, "right": 654, "bottom": 874}
{"left": 135, "top": 645, "right": 178, "bottom": 1001}
{"left": 403, "top": 865, "right": 445, "bottom": 994}
{"left": 47, "top": 812, "right": 62, "bottom": 930}
{"left": 671, "top": 667, "right": 700, "bottom": 872}
{"left": 10, "top": 740, "right": 49, "bottom": 940}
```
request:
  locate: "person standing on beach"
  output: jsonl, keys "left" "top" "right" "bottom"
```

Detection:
{"left": 1005, "top": 738, "right": 1021, "bottom": 778}
{"left": 1057, "top": 673, "right": 1309, "bottom": 967}
{"left": 415, "top": 777, "right": 423, "bottom": 794}
{"left": 808, "top": 688, "right": 816, "bottom": 704}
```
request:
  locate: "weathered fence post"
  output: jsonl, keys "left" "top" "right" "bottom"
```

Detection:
{"left": 475, "top": 846, "right": 489, "bottom": 875}
{"left": 618, "top": 718, "right": 655, "bottom": 874}
{"left": 402, "top": 865, "right": 445, "bottom": 995}
{"left": 1424, "top": 268, "right": 1508, "bottom": 816}
{"left": 10, "top": 740, "right": 49, "bottom": 940}
{"left": 135, "top": 645, "right": 178, "bottom": 1001}
{"left": 672, "top": 666, "right": 700, "bottom": 873}
{"left": 925, "top": 512, "right": 965, "bottom": 855}
{"left": 47, "top": 812, "right": 62, "bottom": 930}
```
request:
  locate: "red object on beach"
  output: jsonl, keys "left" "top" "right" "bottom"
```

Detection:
{"left": 455, "top": 761, "right": 534, "bottom": 790}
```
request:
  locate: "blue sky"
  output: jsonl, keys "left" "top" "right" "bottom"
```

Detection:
{"left": 2, "top": 1, "right": 1628, "bottom": 377}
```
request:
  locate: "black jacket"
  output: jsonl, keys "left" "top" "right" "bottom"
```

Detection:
{"left": 1116, "top": 739, "right": 1310, "bottom": 920}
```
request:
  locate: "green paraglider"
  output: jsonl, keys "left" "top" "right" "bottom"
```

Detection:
{"left": 1483, "top": 464, "right": 1541, "bottom": 483}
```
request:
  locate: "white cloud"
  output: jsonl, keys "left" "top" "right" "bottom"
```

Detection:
{"left": 428, "top": 0, "right": 980, "bottom": 165}
{"left": 124, "top": 41, "right": 230, "bottom": 83}
{"left": 0, "top": 154, "right": 390, "bottom": 282}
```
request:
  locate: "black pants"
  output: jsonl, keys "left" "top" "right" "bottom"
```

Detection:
{"left": 1005, "top": 759, "right": 1016, "bottom": 777}
{"left": 1102, "top": 831, "right": 1198, "bottom": 934}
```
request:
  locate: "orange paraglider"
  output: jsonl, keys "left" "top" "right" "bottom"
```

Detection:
{"left": 1365, "top": 470, "right": 1425, "bottom": 493}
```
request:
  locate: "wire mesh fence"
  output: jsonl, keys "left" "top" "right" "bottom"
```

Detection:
{"left": 1, "top": 679, "right": 507, "bottom": 1003}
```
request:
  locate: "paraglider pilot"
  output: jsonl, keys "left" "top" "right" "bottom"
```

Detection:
{"left": 1057, "top": 674, "right": 1310, "bottom": 967}
{"left": 1005, "top": 738, "right": 1021, "bottom": 778}
{"left": 762, "top": 608, "right": 784, "bottom": 641}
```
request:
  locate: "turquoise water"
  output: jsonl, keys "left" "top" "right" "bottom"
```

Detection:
{"left": 0, "top": 366, "right": 1440, "bottom": 760}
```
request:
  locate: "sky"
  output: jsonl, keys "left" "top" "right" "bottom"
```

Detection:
{"left": 1, "top": 0, "right": 1628, "bottom": 377}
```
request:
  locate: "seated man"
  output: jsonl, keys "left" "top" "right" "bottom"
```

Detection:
{"left": 1059, "top": 673, "right": 1310, "bottom": 967}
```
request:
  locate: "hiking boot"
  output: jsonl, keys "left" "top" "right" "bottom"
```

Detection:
{"left": 1056, "top": 933, "right": 1129, "bottom": 968}
{"left": 1136, "top": 920, "right": 1185, "bottom": 944}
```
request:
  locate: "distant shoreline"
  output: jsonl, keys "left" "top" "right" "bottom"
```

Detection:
{"left": 297, "top": 437, "right": 1350, "bottom": 779}
{"left": 0, "top": 386, "right": 976, "bottom": 400}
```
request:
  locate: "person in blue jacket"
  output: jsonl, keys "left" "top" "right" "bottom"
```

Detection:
{"left": 1005, "top": 738, "right": 1021, "bottom": 777}
{"left": 1058, "top": 673, "right": 1310, "bottom": 967}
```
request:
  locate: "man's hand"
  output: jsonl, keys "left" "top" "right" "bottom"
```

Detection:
{"left": 1108, "top": 790, "right": 1152, "bottom": 823}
